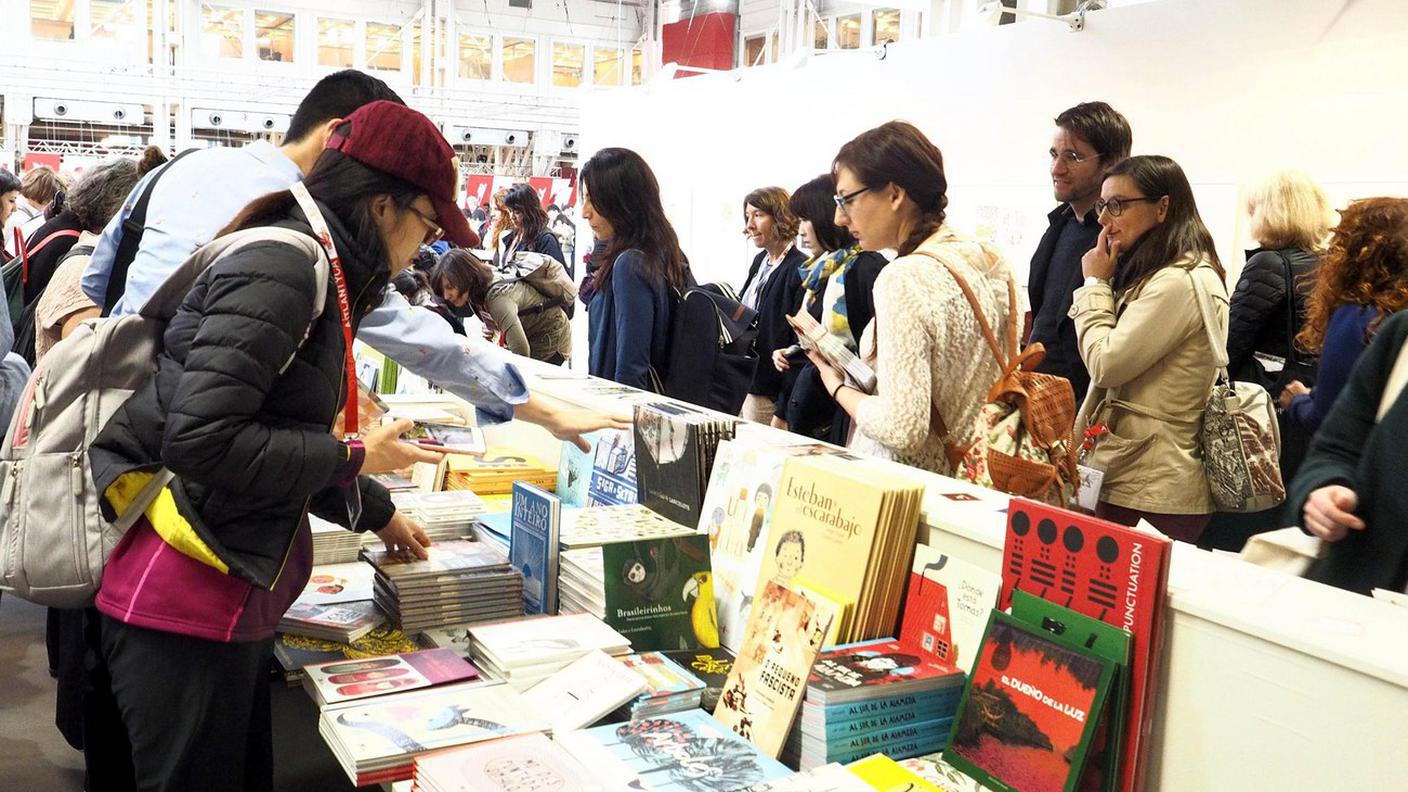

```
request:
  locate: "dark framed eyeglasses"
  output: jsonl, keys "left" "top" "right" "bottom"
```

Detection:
{"left": 1095, "top": 195, "right": 1162, "bottom": 218}
{"left": 833, "top": 186, "right": 872, "bottom": 216}
{"left": 407, "top": 204, "right": 444, "bottom": 244}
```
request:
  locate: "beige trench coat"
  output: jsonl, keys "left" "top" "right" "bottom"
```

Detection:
{"left": 1071, "top": 257, "right": 1228, "bottom": 515}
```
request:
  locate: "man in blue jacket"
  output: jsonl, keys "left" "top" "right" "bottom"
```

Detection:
{"left": 1026, "top": 101, "right": 1133, "bottom": 401}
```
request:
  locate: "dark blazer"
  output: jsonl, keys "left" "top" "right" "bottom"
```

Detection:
{"left": 1027, "top": 204, "right": 1099, "bottom": 400}
{"left": 1289, "top": 311, "right": 1408, "bottom": 594}
{"left": 1226, "top": 247, "right": 1320, "bottom": 388}
{"left": 747, "top": 247, "right": 809, "bottom": 397}
{"left": 90, "top": 204, "right": 394, "bottom": 590}
{"left": 503, "top": 228, "right": 566, "bottom": 267}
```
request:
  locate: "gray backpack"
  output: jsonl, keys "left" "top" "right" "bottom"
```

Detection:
{"left": 0, "top": 227, "right": 328, "bottom": 608}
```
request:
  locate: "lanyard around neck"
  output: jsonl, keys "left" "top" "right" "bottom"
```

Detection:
{"left": 289, "top": 181, "right": 360, "bottom": 437}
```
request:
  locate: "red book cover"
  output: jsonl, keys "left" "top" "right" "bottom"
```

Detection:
{"left": 999, "top": 499, "right": 1171, "bottom": 792}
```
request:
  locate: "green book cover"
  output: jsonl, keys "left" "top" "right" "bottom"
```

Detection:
{"left": 1009, "top": 590, "right": 1131, "bottom": 792}
{"left": 602, "top": 533, "right": 718, "bottom": 653}
{"left": 944, "top": 611, "right": 1116, "bottom": 792}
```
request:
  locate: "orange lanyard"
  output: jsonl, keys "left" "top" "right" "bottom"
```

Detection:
{"left": 290, "top": 181, "right": 359, "bottom": 437}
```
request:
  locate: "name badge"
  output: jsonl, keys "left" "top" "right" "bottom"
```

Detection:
{"left": 1075, "top": 464, "right": 1104, "bottom": 512}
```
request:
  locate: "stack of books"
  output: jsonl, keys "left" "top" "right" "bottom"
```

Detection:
{"left": 557, "top": 547, "right": 607, "bottom": 619}
{"left": 272, "top": 627, "right": 421, "bottom": 686}
{"left": 662, "top": 647, "right": 736, "bottom": 713}
{"left": 362, "top": 539, "right": 523, "bottom": 632}
{"left": 311, "top": 515, "right": 363, "bottom": 565}
{"left": 464, "top": 613, "right": 632, "bottom": 690}
{"left": 318, "top": 682, "right": 547, "bottom": 786}
{"left": 632, "top": 401, "right": 736, "bottom": 527}
{"left": 278, "top": 600, "right": 384, "bottom": 643}
{"left": 522, "top": 650, "right": 650, "bottom": 733}
{"left": 785, "top": 639, "right": 966, "bottom": 770}
{"left": 613, "top": 652, "right": 707, "bottom": 719}
{"left": 300, "top": 648, "right": 481, "bottom": 707}
{"left": 443, "top": 451, "right": 557, "bottom": 495}
{"left": 412, "top": 734, "right": 597, "bottom": 792}
{"left": 389, "top": 490, "right": 484, "bottom": 541}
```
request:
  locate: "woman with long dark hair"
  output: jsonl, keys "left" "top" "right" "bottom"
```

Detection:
{"left": 1073, "top": 155, "right": 1228, "bottom": 541}
{"left": 771, "top": 173, "right": 887, "bottom": 438}
{"left": 808, "top": 121, "right": 1015, "bottom": 475}
{"left": 431, "top": 247, "right": 575, "bottom": 363}
{"left": 87, "top": 101, "right": 456, "bottom": 790}
{"left": 579, "top": 147, "right": 690, "bottom": 389}
{"left": 501, "top": 182, "right": 566, "bottom": 267}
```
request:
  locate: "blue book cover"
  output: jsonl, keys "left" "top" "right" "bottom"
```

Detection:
{"left": 559, "top": 709, "right": 791, "bottom": 791}
{"left": 818, "top": 704, "right": 942, "bottom": 740}
{"left": 509, "top": 482, "right": 560, "bottom": 615}
{"left": 588, "top": 428, "right": 638, "bottom": 506}
{"left": 557, "top": 431, "right": 602, "bottom": 507}
{"left": 815, "top": 685, "right": 965, "bottom": 728}
{"left": 814, "top": 717, "right": 954, "bottom": 764}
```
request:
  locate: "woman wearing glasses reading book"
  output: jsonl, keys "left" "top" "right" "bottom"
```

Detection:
{"left": 808, "top": 121, "right": 1015, "bottom": 476}
{"left": 1071, "top": 155, "right": 1227, "bottom": 541}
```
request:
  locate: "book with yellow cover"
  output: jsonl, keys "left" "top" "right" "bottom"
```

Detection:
{"left": 846, "top": 753, "right": 943, "bottom": 792}
{"left": 713, "top": 581, "right": 832, "bottom": 758}
{"left": 794, "top": 580, "right": 850, "bottom": 649}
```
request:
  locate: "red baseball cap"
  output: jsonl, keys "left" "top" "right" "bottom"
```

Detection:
{"left": 325, "top": 100, "right": 479, "bottom": 248}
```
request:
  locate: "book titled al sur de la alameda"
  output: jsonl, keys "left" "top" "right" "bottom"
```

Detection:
{"left": 510, "top": 482, "right": 561, "bottom": 615}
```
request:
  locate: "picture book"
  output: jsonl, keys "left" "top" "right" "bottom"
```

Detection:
{"left": 555, "top": 709, "right": 792, "bottom": 791}
{"left": 945, "top": 612, "right": 1116, "bottom": 792}
{"left": 1000, "top": 500, "right": 1171, "bottom": 792}
{"left": 318, "top": 682, "right": 548, "bottom": 782}
{"left": 273, "top": 626, "right": 420, "bottom": 683}
{"left": 899, "top": 546, "right": 1002, "bottom": 672}
{"left": 588, "top": 428, "right": 638, "bottom": 506}
{"left": 522, "top": 649, "right": 648, "bottom": 732}
{"left": 795, "top": 718, "right": 955, "bottom": 767}
{"left": 559, "top": 504, "right": 698, "bottom": 548}
{"left": 787, "top": 310, "right": 876, "bottom": 393}
{"left": 1010, "top": 591, "right": 1132, "bottom": 792}
{"left": 557, "top": 431, "right": 602, "bottom": 508}
{"left": 617, "top": 652, "right": 707, "bottom": 700}
{"left": 899, "top": 753, "right": 995, "bottom": 792}
{"left": 808, "top": 640, "right": 965, "bottom": 706}
{"left": 362, "top": 539, "right": 510, "bottom": 582}
{"left": 795, "top": 580, "right": 851, "bottom": 649}
{"left": 602, "top": 534, "right": 718, "bottom": 652}
{"left": 303, "top": 648, "right": 481, "bottom": 706}
{"left": 714, "top": 581, "right": 833, "bottom": 757}
{"left": 634, "top": 402, "right": 736, "bottom": 528}
{"left": 846, "top": 753, "right": 944, "bottom": 792}
{"left": 466, "top": 613, "right": 631, "bottom": 669}
{"left": 661, "top": 647, "right": 736, "bottom": 713}
{"left": 279, "top": 600, "right": 385, "bottom": 643}
{"left": 411, "top": 733, "right": 601, "bottom": 792}
{"left": 510, "top": 482, "right": 561, "bottom": 615}
{"left": 801, "top": 690, "right": 955, "bottom": 726}
{"left": 294, "top": 562, "right": 374, "bottom": 606}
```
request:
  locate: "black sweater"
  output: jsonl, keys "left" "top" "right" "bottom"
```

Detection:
{"left": 1288, "top": 310, "right": 1408, "bottom": 594}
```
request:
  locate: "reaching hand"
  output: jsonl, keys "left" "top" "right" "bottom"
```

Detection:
{"left": 361, "top": 418, "right": 446, "bottom": 474}
{"left": 1302, "top": 485, "right": 1365, "bottom": 542}
{"left": 374, "top": 511, "right": 432, "bottom": 559}
{"left": 547, "top": 406, "right": 632, "bottom": 452}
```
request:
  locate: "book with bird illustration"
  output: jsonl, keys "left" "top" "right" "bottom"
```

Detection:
{"left": 601, "top": 534, "right": 719, "bottom": 652}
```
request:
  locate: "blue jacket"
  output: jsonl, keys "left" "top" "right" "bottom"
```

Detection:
{"left": 1287, "top": 303, "right": 1379, "bottom": 433}
{"left": 588, "top": 250, "right": 674, "bottom": 390}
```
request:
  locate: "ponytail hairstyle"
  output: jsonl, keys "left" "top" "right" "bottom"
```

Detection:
{"left": 832, "top": 120, "right": 947, "bottom": 257}
{"left": 1102, "top": 155, "right": 1223, "bottom": 296}
{"left": 580, "top": 147, "right": 689, "bottom": 291}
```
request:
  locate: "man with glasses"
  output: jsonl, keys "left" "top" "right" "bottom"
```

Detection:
{"left": 1026, "top": 101, "right": 1132, "bottom": 400}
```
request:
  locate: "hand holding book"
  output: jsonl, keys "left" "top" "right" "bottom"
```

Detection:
{"left": 787, "top": 311, "right": 876, "bottom": 394}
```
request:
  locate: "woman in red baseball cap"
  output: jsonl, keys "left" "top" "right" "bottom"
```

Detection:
{"left": 87, "top": 100, "right": 469, "bottom": 791}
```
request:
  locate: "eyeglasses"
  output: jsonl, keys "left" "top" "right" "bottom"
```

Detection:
{"left": 407, "top": 204, "right": 444, "bottom": 244}
{"left": 1095, "top": 195, "right": 1162, "bottom": 218}
{"left": 1050, "top": 149, "right": 1100, "bottom": 167}
{"left": 833, "top": 186, "right": 872, "bottom": 216}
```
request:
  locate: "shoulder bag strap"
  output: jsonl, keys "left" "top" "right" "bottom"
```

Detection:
{"left": 20, "top": 228, "right": 82, "bottom": 283}
{"left": 1184, "top": 265, "right": 1231, "bottom": 379}
{"left": 1275, "top": 250, "right": 1301, "bottom": 372}
{"left": 1377, "top": 336, "right": 1408, "bottom": 422}
{"left": 101, "top": 147, "right": 199, "bottom": 316}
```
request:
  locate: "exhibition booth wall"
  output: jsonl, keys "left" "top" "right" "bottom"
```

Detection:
{"left": 580, "top": 0, "right": 1408, "bottom": 290}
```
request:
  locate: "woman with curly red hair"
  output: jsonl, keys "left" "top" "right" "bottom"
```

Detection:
{"left": 1279, "top": 198, "right": 1408, "bottom": 435}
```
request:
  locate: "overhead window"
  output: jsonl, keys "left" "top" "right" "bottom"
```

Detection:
{"left": 460, "top": 32, "right": 492, "bottom": 80}
{"left": 366, "top": 22, "right": 403, "bottom": 71}
{"left": 202, "top": 5, "right": 244, "bottom": 59}
{"left": 255, "top": 10, "right": 294, "bottom": 62}
{"left": 502, "top": 36, "right": 536, "bottom": 84}
{"left": 552, "top": 42, "right": 584, "bottom": 88}
{"left": 593, "top": 46, "right": 623, "bottom": 86}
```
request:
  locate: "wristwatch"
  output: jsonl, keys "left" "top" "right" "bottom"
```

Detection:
{"left": 1084, "top": 275, "right": 1110, "bottom": 288}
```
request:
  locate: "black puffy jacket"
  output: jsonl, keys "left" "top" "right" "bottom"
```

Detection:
{"left": 90, "top": 202, "right": 395, "bottom": 590}
{"left": 1226, "top": 247, "right": 1321, "bottom": 388}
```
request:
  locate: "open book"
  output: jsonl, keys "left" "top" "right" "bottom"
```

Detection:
{"left": 786, "top": 311, "right": 876, "bottom": 393}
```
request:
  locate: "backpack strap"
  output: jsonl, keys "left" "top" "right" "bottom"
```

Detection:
{"left": 20, "top": 228, "right": 82, "bottom": 284}
{"left": 101, "top": 147, "right": 199, "bottom": 316}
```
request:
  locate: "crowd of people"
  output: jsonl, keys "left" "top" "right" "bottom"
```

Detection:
{"left": 2, "top": 69, "right": 1407, "bottom": 790}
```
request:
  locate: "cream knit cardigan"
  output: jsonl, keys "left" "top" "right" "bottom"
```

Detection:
{"left": 851, "top": 226, "right": 1015, "bottom": 475}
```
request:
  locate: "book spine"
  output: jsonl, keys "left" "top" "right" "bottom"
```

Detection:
{"left": 817, "top": 705, "right": 953, "bottom": 740}
{"left": 807, "top": 685, "right": 964, "bottom": 723}
{"left": 807, "top": 718, "right": 954, "bottom": 765}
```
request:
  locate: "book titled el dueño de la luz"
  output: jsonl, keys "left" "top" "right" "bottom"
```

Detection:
{"left": 945, "top": 611, "right": 1116, "bottom": 792}
{"left": 510, "top": 482, "right": 561, "bottom": 615}
{"left": 555, "top": 709, "right": 791, "bottom": 791}
{"left": 302, "top": 648, "right": 479, "bottom": 707}
{"left": 521, "top": 649, "right": 648, "bottom": 732}
{"left": 713, "top": 580, "right": 832, "bottom": 757}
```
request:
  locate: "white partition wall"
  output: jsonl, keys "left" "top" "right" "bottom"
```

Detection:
{"left": 580, "top": 0, "right": 1408, "bottom": 290}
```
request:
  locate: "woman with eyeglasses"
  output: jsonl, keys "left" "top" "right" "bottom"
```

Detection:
{"left": 580, "top": 147, "right": 692, "bottom": 390}
{"left": 738, "top": 186, "right": 808, "bottom": 424}
{"left": 1072, "top": 154, "right": 1228, "bottom": 541}
{"left": 807, "top": 121, "right": 1015, "bottom": 475}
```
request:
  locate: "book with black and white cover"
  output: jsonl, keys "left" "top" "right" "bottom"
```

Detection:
{"left": 521, "top": 649, "right": 648, "bottom": 732}
{"left": 633, "top": 402, "right": 736, "bottom": 528}
{"left": 318, "top": 682, "right": 548, "bottom": 785}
